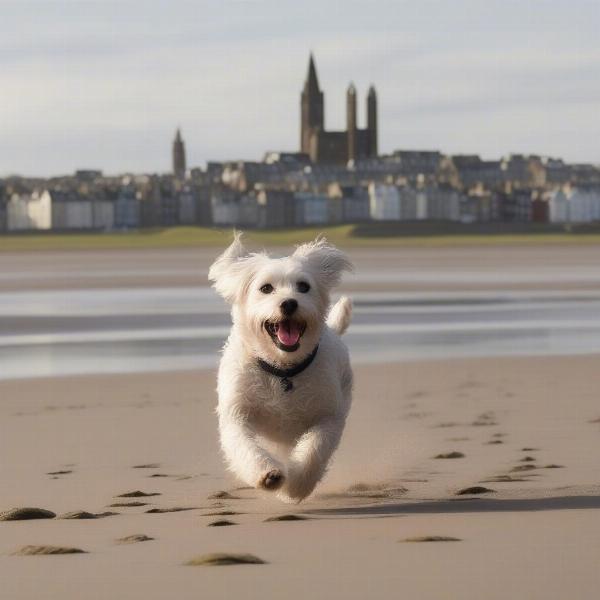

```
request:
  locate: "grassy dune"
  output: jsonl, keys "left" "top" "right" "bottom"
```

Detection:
{"left": 2, "top": 223, "right": 600, "bottom": 252}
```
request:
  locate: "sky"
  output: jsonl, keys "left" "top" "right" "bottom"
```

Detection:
{"left": 1, "top": 0, "right": 599, "bottom": 176}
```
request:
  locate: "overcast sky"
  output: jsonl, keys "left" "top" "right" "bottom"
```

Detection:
{"left": 1, "top": 0, "right": 599, "bottom": 176}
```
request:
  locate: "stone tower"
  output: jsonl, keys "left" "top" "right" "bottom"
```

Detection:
{"left": 367, "top": 86, "right": 378, "bottom": 157}
{"left": 346, "top": 83, "right": 357, "bottom": 162}
{"left": 172, "top": 128, "right": 186, "bottom": 179}
{"left": 300, "top": 54, "right": 324, "bottom": 154}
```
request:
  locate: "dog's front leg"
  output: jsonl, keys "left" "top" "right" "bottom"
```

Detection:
{"left": 284, "top": 416, "right": 345, "bottom": 501}
{"left": 218, "top": 415, "right": 285, "bottom": 491}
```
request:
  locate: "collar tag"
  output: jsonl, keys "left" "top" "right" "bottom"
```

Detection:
{"left": 256, "top": 345, "right": 319, "bottom": 393}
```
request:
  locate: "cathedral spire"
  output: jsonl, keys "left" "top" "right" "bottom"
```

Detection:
{"left": 305, "top": 53, "right": 320, "bottom": 93}
{"left": 172, "top": 127, "right": 186, "bottom": 179}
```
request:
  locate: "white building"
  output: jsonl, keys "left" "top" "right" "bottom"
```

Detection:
{"left": 369, "top": 183, "right": 400, "bottom": 220}
{"left": 548, "top": 187, "right": 600, "bottom": 223}
{"left": 7, "top": 191, "right": 51, "bottom": 231}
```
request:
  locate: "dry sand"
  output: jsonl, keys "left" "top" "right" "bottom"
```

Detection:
{"left": 1, "top": 356, "right": 599, "bottom": 599}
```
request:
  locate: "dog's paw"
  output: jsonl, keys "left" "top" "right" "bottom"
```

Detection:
{"left": 259, "top": 469, "right": 284, "bottom": 491}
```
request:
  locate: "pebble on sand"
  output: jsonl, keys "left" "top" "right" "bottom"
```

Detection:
{"left": 434, "top": 451, "right": 465, "bottom": 459}
{"left": 116, "top": 534, "right": 154, "bottom": 544}
{"left": 264, "top": 514, "right": 308, "bottom": 522}
{"left": 455, "top": 486, "right": 495, "bottom": 496}
{"left": 185, "top": 553, "right": 265, "bottom": 566}
{"left": 115, "top": 491, "right": 161, "bottom": 498}
{"left": 403, "top": 536, "right": 461, "bottom": 543}
{"left": 0, "top": 508, "right": 56, "bottom": 521}
{"left": 13, "top": 545, "right": 86, "bottom": 555}
{"left": 207, "top": 519, "right": 237, "bottom": 527}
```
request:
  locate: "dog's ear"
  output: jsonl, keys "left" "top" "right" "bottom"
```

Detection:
{"left": 293, "top": 236, "right": 353, "bottom": 289}
{"left": 208, "top": 231, "right": 254, "bottom": 303}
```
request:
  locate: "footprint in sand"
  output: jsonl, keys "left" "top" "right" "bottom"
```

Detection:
{"left": 207, "top": 491, "right": 242, "bottom": 500}
{"left": 455, "top": 486, "right": 495, "bottom": 496}
{"left": 13, "top": 545, "right": 86, "bottom": 555}
{"left": 1, "top": 508, "right": 56, "bottom": 521}
{"left": 202, "top": 510, "right": 243, "bottom": 517}
{"left": 115, "top": 491, "right": 161, "bottom": 498}
{"left": 207, "top": 519, "right": 237, "bottom": 527}
{"left": 434, "top": 451, "right": 465, "bottom": 459}
{"left": 116, "top": 534, "right": 154, "bottom": 544}
{"left": 59, "top": 511, "right": 117, "bottom": 519}
{"left": 402, "top": 536, "right": 461, "bottom": 543}
{"left": 185, "top": 553, "right": 265, "bottom": 566}
{"left": 145, "top": 507, "right": 199, "bottom": 514}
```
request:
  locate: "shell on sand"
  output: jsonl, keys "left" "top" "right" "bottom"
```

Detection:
{"left": 13, "top": 545, "right": 86, "bottom": 555}
{"left": 0, "top": 508, "right": 56, "bottom": 521}
{"left": 185, "top": 553, "right": 265, "bottom": 566}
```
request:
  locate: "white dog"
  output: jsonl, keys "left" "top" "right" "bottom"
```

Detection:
{"left": 208, "top": 233, "right": 353, "bottom": 502}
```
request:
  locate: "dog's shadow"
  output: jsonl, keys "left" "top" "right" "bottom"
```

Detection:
{"left": 304, "top": 494, "right": 600, "bottom": 517}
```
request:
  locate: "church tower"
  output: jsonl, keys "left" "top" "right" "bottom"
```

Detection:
{"left": 172, "top": 128, "right": 186, "bottom": 179}
{"left": 300, "top": 54, "right": 324, "bottom": 155}
{"left": 367, "top": 86, "right": 378, "bottom": 157}
{"left": 346, "top": 83, "right": 357, "bottom": 162}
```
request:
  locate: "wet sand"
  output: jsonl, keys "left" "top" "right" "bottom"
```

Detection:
{"left": 1, "top": 356, "right": 599, "bottom": 599}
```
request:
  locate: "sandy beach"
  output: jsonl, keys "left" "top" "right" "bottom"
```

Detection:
{"left": 1, "top": 356, "right": 599, "bottom": 599}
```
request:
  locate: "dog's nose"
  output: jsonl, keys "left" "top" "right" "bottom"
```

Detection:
{"left": 280, "top": 299, "right": 298, "bottom": 316}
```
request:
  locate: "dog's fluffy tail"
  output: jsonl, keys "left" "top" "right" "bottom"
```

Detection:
{"left": 326, "top": 296, "right": 353, "bottom": 335}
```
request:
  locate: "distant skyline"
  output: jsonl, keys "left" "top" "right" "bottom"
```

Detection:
{"left": 1, "top": 0, "right": 599, "bottom": 177}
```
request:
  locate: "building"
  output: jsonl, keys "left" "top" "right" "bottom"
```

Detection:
{"left": 300, "top": 54, "right": 377, "bottom": 165}
{"left": 328, "top": 184, "right": 370, "bottom": 223}
{"left": 172, "top": 128, "right": 186, "bottom": 179}
{"left": 114, "top": 181, "right": 140, "bottom": 229}
{"left": 369, "top": 183, "right": 401, "bottom": 221}
{"left": 256, "top": 189, "right": 296, "bottom": 228}
{"left": 294, "top": 191, "right": 329, "bottom": 225}
{"left": 7, "top": 190, "right": 52, "bottom": 231}
{"left": 0, "top": 182, "right": 6, "bottom": 232}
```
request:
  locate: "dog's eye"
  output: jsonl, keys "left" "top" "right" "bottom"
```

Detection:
{"left": 297, "top": 281, "right": 310, "bottom": 293}
{"left": 260, "top": 283, "right": 274, "bottom": 294}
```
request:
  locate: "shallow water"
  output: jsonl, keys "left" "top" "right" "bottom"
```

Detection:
{"left": 1, "top": 287, "right": 600, "bottom": 380}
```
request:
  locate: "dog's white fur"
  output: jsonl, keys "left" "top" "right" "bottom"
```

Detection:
{"left": 208, "top": 233, "right": 353, "bottom": 502}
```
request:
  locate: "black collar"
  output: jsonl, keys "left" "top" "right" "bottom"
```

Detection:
{"left": 257, "top": 345, "right": 319, "bottom": 392}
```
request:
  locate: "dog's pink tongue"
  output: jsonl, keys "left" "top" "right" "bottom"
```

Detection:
{"left": 277, "top": 320, "right": 301, "bottom": 347}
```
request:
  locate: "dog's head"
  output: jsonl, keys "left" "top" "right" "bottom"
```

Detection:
{"left": 209, "top": 232, "right": 352, "bottom": 364}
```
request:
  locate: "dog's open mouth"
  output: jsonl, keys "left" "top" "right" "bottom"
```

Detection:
{"left": 264, "top": 319, "right": 307, "bottom": 352}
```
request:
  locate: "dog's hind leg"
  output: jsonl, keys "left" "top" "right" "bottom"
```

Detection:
{"left": 218, "top": 415, "right": 285, "bottom": 491}
{"left": 282, "top": 416, "right": 345, "bottom": 502}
